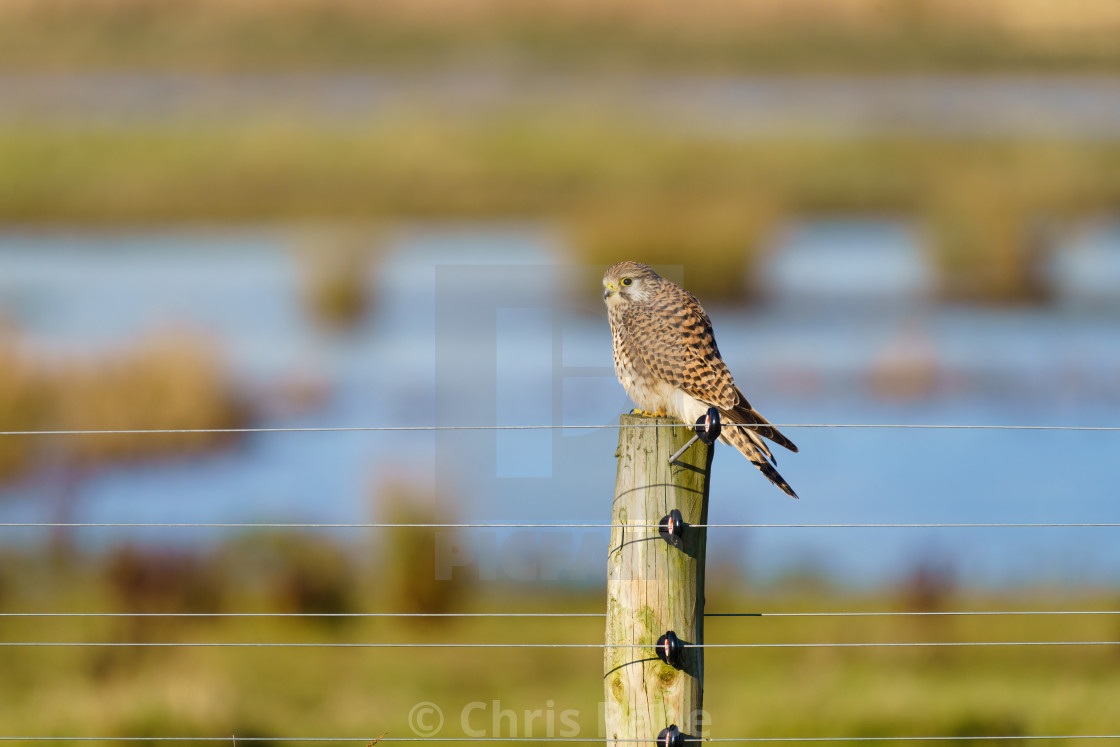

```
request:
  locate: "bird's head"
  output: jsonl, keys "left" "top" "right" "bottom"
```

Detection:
{"left": 602, "top": 261, "right": 660, "bottom": 307}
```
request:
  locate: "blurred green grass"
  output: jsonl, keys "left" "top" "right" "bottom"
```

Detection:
{"left": 1, "top": 536, "right": 1118, "bottom": 742}
{"left": 2, "top": 118, "right": 1118, "bottom": 303}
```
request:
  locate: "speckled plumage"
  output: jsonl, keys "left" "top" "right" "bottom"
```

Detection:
{"left": 603, "top": 261, "right": 799, "bottom": 499}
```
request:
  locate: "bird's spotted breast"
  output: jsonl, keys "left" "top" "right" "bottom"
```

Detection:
{"left": 608, "top": 303, "right": 675, "bottom": 413}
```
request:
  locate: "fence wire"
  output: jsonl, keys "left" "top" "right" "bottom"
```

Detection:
{"left": 2, "top": 522, "right": 1117, "bottom": 529}
{"left": 0, "top": 423, "right": 1117, "bottom": 437}
{"left": 2, "top": 641, "right": 1117, "bottom": 649}
{"left": 2, "top": 736, "right": 1120, "bottom": 743}
{"left": 2, "top": 610, "right": 1116, "bottom": 619}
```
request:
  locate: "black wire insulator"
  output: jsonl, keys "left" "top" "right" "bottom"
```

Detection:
{"left": 655, "top": 630, "right": 684, "bottom": 669}
{"left": 658, "top": 509, "right": 686, "bottom": 548}
{"left": 695, "top": 406, "right": 722, "bottom": 444}
{"left": 657, "top": 725, "right": 683, "bottom": 747}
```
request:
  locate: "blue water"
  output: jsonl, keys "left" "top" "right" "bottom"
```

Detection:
{"left": 0, "top": 224, "right": 1118, "bottom": 588}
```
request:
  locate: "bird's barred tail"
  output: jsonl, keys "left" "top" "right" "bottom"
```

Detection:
{"left": 731, "top": 387, "right": 798, "bottom": 454}
{"left": 721, "top": 418, "right": 799, "bottom": 499}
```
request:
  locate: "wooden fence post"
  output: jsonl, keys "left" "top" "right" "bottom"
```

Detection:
{"left": 604, "top": 413, "right": 713, "bottom": 745}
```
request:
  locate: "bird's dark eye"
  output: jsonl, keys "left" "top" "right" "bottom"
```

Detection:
{"left": 621, "top": 277, "right": 633, "bottom": 287}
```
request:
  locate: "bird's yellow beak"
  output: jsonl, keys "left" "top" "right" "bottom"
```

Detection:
{"left": 603, "top": 282, "right": 616, "bottom": 300}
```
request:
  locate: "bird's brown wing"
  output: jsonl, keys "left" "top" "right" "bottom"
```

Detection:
{"left": 620, "top": 286, "right": 799, "bottom": 455}
{"left": 620, "top": 292, "right": 738, "bottom": 410}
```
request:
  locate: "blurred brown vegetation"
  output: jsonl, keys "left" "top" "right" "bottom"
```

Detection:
{"left": 0, "top": 322, "right": 50, "bottom": 481}
{"left": 1, "top": 0, "right": 1119, "bottom": 71}
{"left": 376, "top": 481, "right": 469, "bottom": 616}
{"left": 0, "top": 328, "right": 246, "bottom": 484}
{"left": 106, "top": 545, "right": 224, "bottom": 616}
{"left": 216, "top": 532, "right": 357, "bottom": 617}
{"left": 295, "top": 228, "right": 379, "bottom": 333}
{"left": 570, "top": 197, "right": 782, "bottom": 303}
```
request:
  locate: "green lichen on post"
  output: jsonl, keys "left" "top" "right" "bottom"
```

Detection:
{"left": 604, "top": 414, "right": 712, "bottom": 744}
{"left": 637, "top": 605, "right": 658, "bottom": 635}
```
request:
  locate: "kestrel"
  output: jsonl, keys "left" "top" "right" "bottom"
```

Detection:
{"left": 603, "top": 261, "right": 799, "bottom": 499}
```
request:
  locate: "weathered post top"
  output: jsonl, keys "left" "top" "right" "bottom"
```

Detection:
{"left": 604, "top": 414, "right": 713, "bottom": 745}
